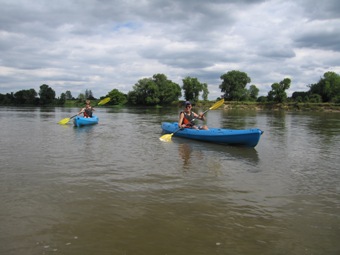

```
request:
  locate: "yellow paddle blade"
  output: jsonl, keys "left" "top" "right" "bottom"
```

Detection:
{"left": 209, "top": 98, "right": 224, "bottom": 110}
{"left": 58, "top": 118, "right": 71, "bottom": 125}
{"left": 98, "top": 97, "right": 110, "bottom": 105}
{"left": 159, "top": 133, "right": 174, "bottom": 142}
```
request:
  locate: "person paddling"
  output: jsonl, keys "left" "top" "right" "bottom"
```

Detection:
{"left": 78, "top": 100, "right": 95, "bottom": 118}
{"left": 178, "top": 101, "right": 208, "bottom": 130}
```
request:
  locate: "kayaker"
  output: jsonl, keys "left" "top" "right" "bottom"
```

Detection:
{"left": 78, "top": 100, "right": 95, "bottom": 118}
{"left": 178, "top": 101, "right": 208, "bottom": 130}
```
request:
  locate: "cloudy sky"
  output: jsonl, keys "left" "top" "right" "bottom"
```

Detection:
{"left": 1, "top": 0, "right": 339, "bottom": 100}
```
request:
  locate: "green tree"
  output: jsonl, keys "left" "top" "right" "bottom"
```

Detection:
{"left": 153, "top": 74, "right": 182, "bottom": 104}
{"left": 127, "top": 91, "right": 138, "bottom": 105}
{"left": 127, "top": 74, "right": 181, "bottom": 105}
{"left": 308, "top": 71, "right": 340, "bottom": 102}
{"left": 85, "top": 89, "right": 95, "bottom": 100}
{"left": 106, "top": 89, "right": 127, "bottom": 105}
{"left": 248, "top": 85, "right": 259, "bottom": 101}
{"left": 0, "top": 93, "right": 15, "bottom": 105}
{"left": 257, "top": 96, "right": 267, "bottom": 103}
{"left": 292, "top": 91, "right": 309, "bottom": 102}
{"left": 65, "top": 90, "right": 73, "bottom": 100}
{"left": 309, "top": 94, "right": 322, "bottom": 103}
{"left": 14, "top": 90, "right": 27, "bottom": 104}
{"left": 182, "top": 77, "right": 208, "bottom": 102}
{"left": 202, "top": 83, "right": 209, "bottom": 101}
{"left": 0, "top": 93, "right": 4, "bottom": 104}
{"left": 58, "top": 93, "right": 66, "bottom": 105}
{"left": 219, "top": 70, "right": 251, "bottom": 101}
{"left": 39, "top": 84, "right": 55, "bottom": 105}
{"left": 132, "top": 77, "right": 159, "bottom": 105}
{"left": 14, "top": 89, "right": 37, "bottom": 105}
{"left": 77, "top": 93, "right": 86, "bottom": 101}
{"left": 267, "top": 78, "right": 291, "bottom": 103}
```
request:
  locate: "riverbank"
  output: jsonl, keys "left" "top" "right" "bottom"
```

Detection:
{"left": 222, "top": 102, "right": 340, "bottom": 112}
{"left": 1, "top": 100, "right": 340, "bottom": 112}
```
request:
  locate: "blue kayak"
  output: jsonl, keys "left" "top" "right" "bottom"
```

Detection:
{"left": 161, "top": 122, "right": 263, "bottom": 147}
{"left": 73, "top": 115, "right": 99, "bottom": 127}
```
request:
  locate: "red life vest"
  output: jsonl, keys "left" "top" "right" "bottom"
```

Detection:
{"left": 84, "top": 107, "right": 93, "bottom": 117}
{"left": 180, "top": 111, "right": 195, "bottom": 128}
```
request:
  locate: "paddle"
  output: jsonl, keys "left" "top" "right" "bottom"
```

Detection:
{"left": 58, "top": 114, "right": 78, "bottom": 125}
{"left": 97, "top": 97, "right": 111, "bottom": 105}
{"left": 58, "top": 97, "right": 111, "bottom": 125}
{"left": 159, "top": 99, "right": 225, "bottom": 142}
{"left": 159, "top": 127, "right": 182, "bottom": 142}
{"left": 197, "top": 98, "right": 225, "bottom": 116}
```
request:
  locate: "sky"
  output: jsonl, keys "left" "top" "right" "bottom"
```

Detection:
{"left": 1, "top": 0, "right": 340, "bottom": 100}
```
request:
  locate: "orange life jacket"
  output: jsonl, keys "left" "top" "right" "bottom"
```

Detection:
{"left": 84, "top": 107, "right": 92, "bottom": 117}
{"left": 181, "top": 111, "right": 195, "bottom": 128}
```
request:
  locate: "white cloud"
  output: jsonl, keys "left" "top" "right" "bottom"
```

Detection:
{"left": 0, "top": 0, "right": 339, "bottom": 99}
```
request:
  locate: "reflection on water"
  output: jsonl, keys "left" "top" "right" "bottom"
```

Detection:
{"left": 304, "top": 112, "right": 340, "bottom": 139}
{"left": 219, "top": 109, "right": 260, "bottom": 129}
{"left": 1, "top": 107, "right": 340, "bottom": 255}
{"left": 175, "top": 138, "right": 260, "bottom": 172}
{"left": 178, "top": 143, "right": 193, "bottom": 169}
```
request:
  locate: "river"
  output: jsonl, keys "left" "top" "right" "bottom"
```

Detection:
{"left": 0, "top": 106, "right": 339, "bottom": 255}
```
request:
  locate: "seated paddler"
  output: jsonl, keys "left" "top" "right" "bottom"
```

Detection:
{"left": 78, "top": 100, "right": 95, "bottom": 118}
{"left": 178, "top": 101, "right": 208, "bottom": 130}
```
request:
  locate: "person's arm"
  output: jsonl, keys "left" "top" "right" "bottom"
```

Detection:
{"left": 178, "top": 112, "right": 185, "bottom": 128}
{"left": 78, "top": 108, "right": 85, "bottom": 115}
{"left": 193, "top": 111, "right": 205, "bottom": 121}
{"left": 198, "top": 112, "right": 205, "bottom": 120}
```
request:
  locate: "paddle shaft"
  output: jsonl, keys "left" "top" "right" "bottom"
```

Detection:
{"left": 172, "top": 127, "right": 183, "bottom": 135}
{"left": 190, "top": 99, "right": 224, "bottom": 123}
{"left": 190, "top": 108, "right": 209, "bottom": 123}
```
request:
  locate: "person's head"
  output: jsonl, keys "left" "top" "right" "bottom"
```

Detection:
{"left": 185, "top": 101, "right": 192, "bottom": 109}
{"left": 85, "top": 100, "right": 91, "bottom": 105}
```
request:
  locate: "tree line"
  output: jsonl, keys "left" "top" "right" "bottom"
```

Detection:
{"left": 1, "top": 71, "right": 339, "bottom": 106}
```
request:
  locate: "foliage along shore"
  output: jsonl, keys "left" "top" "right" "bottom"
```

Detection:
{"left": 221, "top": 101, "right": 340, "bottom": 112}
{"left": 1, "top": 99, "right": 340, "bottom": 112}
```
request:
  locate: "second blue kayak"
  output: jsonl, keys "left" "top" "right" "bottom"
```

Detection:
{"left": 161, "top": 122, "right": 263, "bottom": 147}
{"left": 73, "top": 115, "right": 99, "bottom": 127}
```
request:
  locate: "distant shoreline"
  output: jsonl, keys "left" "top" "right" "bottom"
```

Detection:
{"left": 222, "top": 102, "right": 340, "bottom": 112}
{"left": 1, "top": 102, "right": 340, "bottom": 112}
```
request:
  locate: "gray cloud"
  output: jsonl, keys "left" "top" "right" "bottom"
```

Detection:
{"left": 299, "top": 0, "right": 340, "bottom": 20}
{"left": 294, "top": 20, "right": 340, "bottom": 51}
{"left": 0, "top": 0, "right": 339, "bottom": 99}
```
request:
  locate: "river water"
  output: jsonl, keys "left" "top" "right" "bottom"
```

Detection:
{"left": 0, "top": 106, "right": 339, "bottom": 255}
